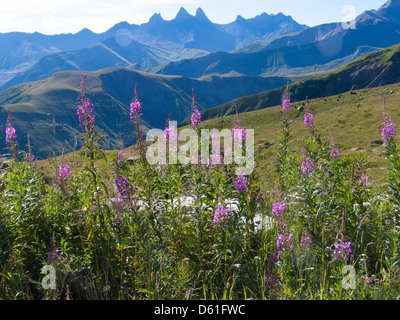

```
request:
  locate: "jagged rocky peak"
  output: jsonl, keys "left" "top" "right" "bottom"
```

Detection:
{"left": 174, "top": 7, "right": 193, "bottom": 21}
{"left": 149, "top": 13, "right": 164, "bottom": 23}
{"left": 195, "top": 8, "right": 210, "bottom": 22}
{"left": 235, "top": 15, "right": 246, "bottom": 22}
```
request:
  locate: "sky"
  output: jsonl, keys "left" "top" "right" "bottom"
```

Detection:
{"left": 0, "top": 0, "right": 388, "bottom": 35}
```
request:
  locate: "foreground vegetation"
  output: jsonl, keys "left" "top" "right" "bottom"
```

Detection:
{"left": 1, "top": 77, "right": 400, "bottom": 300}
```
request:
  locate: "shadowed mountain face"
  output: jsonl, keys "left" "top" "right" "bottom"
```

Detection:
{"left": 155, "top": 0, "right": 400, "bottom": 79}
{"left": 0, "top": 7, "right": 306, "bottom": 88}
{"left": 0, "top": 68, "right": 290, "bottom": 158}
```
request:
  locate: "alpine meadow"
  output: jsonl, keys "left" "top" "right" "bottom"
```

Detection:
{"left": 2, "top": 0, "right": 400, "bottom": 302}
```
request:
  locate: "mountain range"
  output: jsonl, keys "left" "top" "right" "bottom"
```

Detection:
{"left": 155, "top": 0, "right": 400, "bottom": 78}
{"left": 3, "top": 1, "right": 400, "bottom": 92}
{"left": 0, "top": 7, "right": 307, "bottom": 89}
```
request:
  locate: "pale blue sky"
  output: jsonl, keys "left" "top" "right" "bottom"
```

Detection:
{"left": 0, "top": 0, "right": 388, "bottom": 35}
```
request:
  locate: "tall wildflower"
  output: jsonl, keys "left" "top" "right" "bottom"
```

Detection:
{"left": 235, "top": 175, "right": 249, "bottom": 193}
{"left": 304, "top": 98, "right": 314, "bottom": 131}
{"left": 232, "top": 105, "right": 246, "bottom": 142}
{"left": 210, "top": 131, "right": 223, "bottom": 166}
{"left": 359, "top": 167, "right": 368, "bottom": 186}
{"left": 382, "top": 120, "right": 396, "bottom": 147}
{"left": 76, "top": 75, "right": 100, "bottom": 160}
{"left": 58, "top": 163, "right": 73, "bottom": 185}
{"left": 333, "top": 240, "right": 353, "bottom": 262}
{"left": 117, "top": 150, "right": 125, "bottom": 164}
{"left": 302, "top": 157, "right": 314, "bottom": 177}
{"left": 264, "top": 274, "right": 275, "bottom": 291}
{"left": 271, "top": 202, "right": 287, "bottom": 233}
{"left": 130, "top": 85, "right": 147, "bottom": 165}
{"left": 5, "top": 127, "right": 16, "bottom": 145}
{"left": 212, "top": 206, "right": 228, "bottom": 225}
{"left": 282, "top": 84, "right": 291, "bottom": 116}
{"left": 276, "top": 233, "right": 294, "bottom": 260}
{"left": 5, "top": 111, "right": 18, "bottom": 160}
{"left": 330, "top": 148, "right": 340, "bottom": 161}
{"left": 47, "top": 236, "right": 61, "bottom": 263}
{"left": 130, "top": 84, "right": 142, "bottom": 124}
{"left": 381, "top": 97, "right": 396, "bottom": 148}
{"left": 114, "top": 175, "right": 133, "bottom": 199}
{"left": 190, "top": 89, "right": 201, "bottom": 130}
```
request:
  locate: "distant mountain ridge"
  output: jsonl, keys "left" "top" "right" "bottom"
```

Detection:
{"left": 0, "top": 7, "right": 307, "bottom": 88}
{"left": 156, "top": 0, "right": 400, "bottom": 79}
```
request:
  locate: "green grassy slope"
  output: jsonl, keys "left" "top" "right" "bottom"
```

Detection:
{"left": 195, "top": 82, "right": 400, "bottom": 187}
{"left": 0, "top": 68, "right": 289, "bottom": 158}
{"left": 183, "top": 43, "right": 400, "bottom": 126}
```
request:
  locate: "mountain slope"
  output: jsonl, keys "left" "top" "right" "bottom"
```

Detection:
{"left": 0, "top": 68, "right": 289, "bottom": 157}
{"left": 0, "top": 36, "right": 197, "bottom": 91}
{"left": 182, "top": 42, "right": 400, "bottom": 124}
{"left": 0, "top": 28, "right": 121, "bottom": 86}
{"left": 156, "top": 0, "right": 400, "bottom": 79}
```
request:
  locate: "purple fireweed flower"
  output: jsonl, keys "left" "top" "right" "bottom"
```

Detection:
{"left": 47, "top": 246, "right": 60, "bottom": 262}
{"left": 77, "top": 98, "right": 96, "bottom": 132}
{"left": 271, "top": 202, "right": 286, "bottom": 220}
{"left": 264, "top": 274, "right": 275, "bottom": 291}
{"left": 300, "top": 237, "right": 312, "bottom": 248}
{"left": 58, "top": 164, "right": 73, "bottom": 185}
{"left": 212, "top": 206, "right": 228, "bottom": 225}
{"left": 117, "top": 150, "right": 125, "bottom": 164}
{"left": 359, "top": 171, "right": 368, "bottom": 186}
{"left": 114, "top": 175, "right": 133, "bottom": 198}
{"left": 330, "top": 148, "right": 340, "bottom": 160}
{"left": 210, "top": 153, "right": 223, "bottom": 166}
{"left": 333, "top": 240, "right": 353, "bottom": 262}
{"left": 5, "top": 111, "right": 17, "bottom": 146}
{"left": 114, "top": 197, "right": 123, "bottom": 211}
{"left": 163, "top": 124, "right": 177, "bottom": 144}
{"left": 25, "top": 154, "right": 35, "bottom": 163}
{"left": 232, "top": 106, "right": 247, "bottom": 141}
{"left": 5, "top": 127, "right": 17, "bottom": 145}
{"left": 232, "top": 127, "right": 247, "bottom": 142}
{"left": 235, "top": 175, "right": 248, "bottom": 193}
{"left": 302, "top": 157, "right": 314, "bottom": 177}
{"left": 282, "top": 98, "right": 291, "bottom": 116}
{"left": 276, "top": 234, "right": 286, "bottom": 250}
{"left": 382, "top": 119, "right": 396, "bottom": 147}
{"left": 276, "top": 233, "right": 294, "bottom": 253}
{"left": 304, "top": 112, "right": 314, "bottom": 130}
{"left": 158, "top": 164, "right": 167, "bottom": 176}
{"left": 130, "top": 100, "right": 142, "bottom": 122}
{"left": 191, "top": 89, "right": 201, "bottom": 130}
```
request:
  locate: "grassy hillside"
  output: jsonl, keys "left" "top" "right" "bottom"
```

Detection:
{"left": 191, "top": 82, "right": 400, "bottom": 187}
{"left": 38, "top": 81, "right": 400, "bottom": 190}
{"left": 186, "top": 43, "right": 400, "bottom": 125}
{"left": 0, "top": 68, "right": 290, "bottom": 158}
